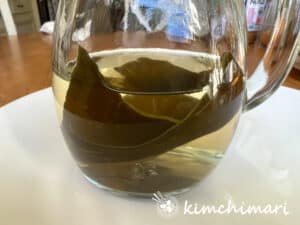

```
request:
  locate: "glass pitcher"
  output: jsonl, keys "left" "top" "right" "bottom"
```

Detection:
{"left": 52, "top": 0, "right": 300, "bottom": 196}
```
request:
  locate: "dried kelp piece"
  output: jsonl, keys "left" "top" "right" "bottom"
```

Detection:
{"left": 63, "top": 47, "right": 178, "bottom": 147}
{"left": 122, "top": 94, "right": 199, "bottom": 123}
{"left": 102, "top": 57, "right": 212, "bottom": 94}
{"left": 62, "top": 46, "right": 244, "bottom": 163}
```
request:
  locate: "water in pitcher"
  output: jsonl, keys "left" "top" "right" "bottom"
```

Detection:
{"left": 52, "top": 47, "right": 245, "bottom": 194}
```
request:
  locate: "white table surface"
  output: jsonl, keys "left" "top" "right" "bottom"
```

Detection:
{"left": 0, "top": 87, "right": 299, "bottom": 225}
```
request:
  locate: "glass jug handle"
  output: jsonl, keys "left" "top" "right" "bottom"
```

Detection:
{"left": 244, "top": 0, "right": 300, "bottom": 111}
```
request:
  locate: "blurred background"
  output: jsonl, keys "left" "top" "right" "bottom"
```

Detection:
{"left": 0, "top": 0, "right": 299, "bottom": 107}
{"left": 0, "top": 0, "right": 58, "bottom": 35}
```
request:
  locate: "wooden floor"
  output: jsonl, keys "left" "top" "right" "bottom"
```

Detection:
{"left": 0, "top": 33, "right": 52, "bottom": 106}
{"left": 284, "top": 68, "right": 300, "bottom": 90}
{"left": 0, "top": 33, "right": 299, "bottom": 107}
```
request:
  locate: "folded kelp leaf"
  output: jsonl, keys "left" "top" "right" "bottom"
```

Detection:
{"left": 122, "top": 94, "right": 199, "bottom": 123}
{"left": 102, "top": 57, "right": 212, "bottom": 94}
{"left": 62, "top": 47, "right": 244, "bottom": 163}
{"left": 63, "top": 47, "right": 180, "bottom": 147}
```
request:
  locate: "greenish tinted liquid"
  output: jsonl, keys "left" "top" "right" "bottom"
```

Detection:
{"left": 53, "top": 47, "right": 244, "bottom": 194}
